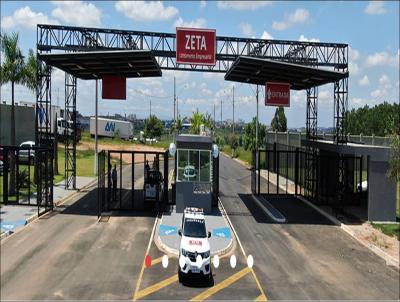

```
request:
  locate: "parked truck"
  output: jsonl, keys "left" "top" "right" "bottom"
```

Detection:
{"left": 90, "top": 117, "right": 133, "bottom": 140}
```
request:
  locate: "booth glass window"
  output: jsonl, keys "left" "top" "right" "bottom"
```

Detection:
{"left": 200, "top": 151, "right": 211, "bottom": 182}
{"left": 177, "top": 149, "right": 211, "bottom": 182}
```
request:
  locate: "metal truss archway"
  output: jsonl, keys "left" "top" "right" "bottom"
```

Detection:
{"left": 36, "top": 24, "right": 348, "bottom": 189}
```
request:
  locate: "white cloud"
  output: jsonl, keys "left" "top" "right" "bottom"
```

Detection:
{"left": 1, "top": 6, "right": 58, "bottom": 29}
{"left": 349, "top": 62, "right": 360, "bottom": 75}
{"left": 364, "top": 1, "right": 386, "bottom": 15}
{"left": 370, "top": 74, "right": 393, "bottom": 99}
{"left": 217, "top": 1, "right": 272, "bottom": 11}
{"left": 359, "top": 75, "right": 370, "bottom": 86}
{"left": 260, "top": 31, "right": 273, "bottom": 40}
{"left": 351, "top": 97, "right": 372, "bottom": 106}
{"left": 379, "top": 74, "right": 391, "bottom": 89}
{"left": 174, "top": 17, "right": 207, "bottom": 28}
{"left": 239, "top": 22, "right": 255, "bottom": 37}
{"left": 349, "top": 47, "right": 360, "bottom": 61}
{"left": 200, "top": 1, "right": 206, "bottom": 8}
{"left": 115, "top": 1, "right": 178, "bottom": 22}
{"left": 272, "top": 8, "right": 310, "bottom": 31}
{"left": 365, "top": 51, "right": 399, "bottom": 67}
{"left": 52, "top": 1, "right": 101, "bottom": 27}
{"left": 319, "top": 90, "right": 331, "bottom": 104}
{"left": 298, "top": 34, "right": 320, "bottom": 42}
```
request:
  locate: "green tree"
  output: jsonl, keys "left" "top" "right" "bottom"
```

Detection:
{"left": 189, "top": 109, "right": 213, "bottom": 134}
{"left": 0, "top": 32, "right": 37, "bottom": 195}
{"left": 172, "top": 116, "right": 183, "bottom": 134}
{"left": 346, "top": 102, "right": 399, "bottom": 136}
{"left": 388, "top": 134, "right": 400, "bottom": 182}
{"left": 227, "top": 133, "right": 239, "bottom": 157}
{"left": 144, "top": 114, "right": 164, "bottom": 139}
{"left": 243, "top": 117, "right": 267, "bottom": 151}
{"left": 271, "top": 107, "right": 287, "bottom": 132}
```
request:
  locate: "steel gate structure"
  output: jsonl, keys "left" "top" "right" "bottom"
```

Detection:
{"left": 35, "top": 24, "right": 349, "bottom": 191}
{"left": 252, "top": 143, "right": 368, "bottom": 216}
{"left": 1, "top": 145, "right": 54, "bottom": 216}
{"left": 97, "top": 149, "right": 169, "bottom": 216}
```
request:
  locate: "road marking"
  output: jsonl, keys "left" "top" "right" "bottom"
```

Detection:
{"left": 190, "top": 267, "right": 251, "bottom": 301}
{"left": 255, "top": 293, "right": 267, "bottom": 301}
{"left": 134, "top": 274, "right": 178, "bottom": 300}
{"left": 218, "top": 198, "right": 268, "bottom": 300}
{"left": 147, "top": 256, "right": 163, "bottom": 267}
{"left": 132, "top": 214, "right": 159, "bottom": 301}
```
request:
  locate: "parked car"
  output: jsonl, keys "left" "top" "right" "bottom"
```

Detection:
{"left": 178, "top": 207, "right": 212, "bottom": 284}
{"left": 183, "top": 165, "right": 197, "bottom": 180}
{"left": 19, "top": 141, "right": 35, "bottom": 164}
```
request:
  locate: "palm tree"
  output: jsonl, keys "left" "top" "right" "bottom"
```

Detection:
{"left": 189, "top": 109, "right": 204, "bottom": 134}
{"left": 0, "top": 32, "right": 37, "bottom": 195}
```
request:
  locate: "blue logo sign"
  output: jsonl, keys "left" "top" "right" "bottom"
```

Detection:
{"left": 212, "top": 227, "right": 231, "bottom": 239}
{"left": 38, "top": 107, "right": 46, "bottom": 124}
{"left": 0, "top": 220, "right": 27, "bottom": 233}
{"left": 159, "top": 224, "right": 177, "bottom": 236}
{"left": 105, "top": 122, "right": 115, "bottom": 132}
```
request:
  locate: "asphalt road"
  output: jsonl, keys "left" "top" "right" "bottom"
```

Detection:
{"left": 218, "top": 154, "right": 399, "bottom": 300}
{"left": 1, "top": 155, "right": 399, "bottom": 300}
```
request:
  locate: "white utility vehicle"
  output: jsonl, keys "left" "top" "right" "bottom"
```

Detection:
{"left": 178, "top": 207, "right": 212, "bottom": 283}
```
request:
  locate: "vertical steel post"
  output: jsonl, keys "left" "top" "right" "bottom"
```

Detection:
{"left": 94, "top": 79, "right": 98, "bottom": 175}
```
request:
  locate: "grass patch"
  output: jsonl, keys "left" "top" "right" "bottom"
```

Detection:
{"left": 371, "top": 223, "right": 400, "bottom": 240}
{"left": 55, "top": 147, "right": 95, "bottom": 180}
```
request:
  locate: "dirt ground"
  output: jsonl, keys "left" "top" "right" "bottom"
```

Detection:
{"left": 76, "top": 141, "right": 166, "bottom": 164}
{"left": 351, "top": 222, "right": 399, "bottom": 262}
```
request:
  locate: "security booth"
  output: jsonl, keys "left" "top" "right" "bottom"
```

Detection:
{"left": 174, "top": 134, "right": 218, "bottom": 213}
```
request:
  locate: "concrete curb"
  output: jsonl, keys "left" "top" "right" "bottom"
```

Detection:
{"left": 154, "top": 206, "right": 235, "bottom": 258}
{"left": 297, "top": 195, "right": 399, "bottom": 268}
{"left": 251, "top": 195, "right": 286, "bottom": 223}
{"left": 1, "top": 178, "right": 97, "bottom": 242}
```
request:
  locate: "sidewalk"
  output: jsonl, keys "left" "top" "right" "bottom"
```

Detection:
{"left": 0, "top": 176, "right": 95, "bottom": 238}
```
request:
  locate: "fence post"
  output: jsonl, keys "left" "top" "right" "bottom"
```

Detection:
{"left": 273, "top": 142, "right": 277, "bottom": 173}
{"left": 295, "top": 147, "right": 299, "bottom": 196}
{"left": 257, "top": 149, "right": 260, "bottom": 195}
{"left": 360, "top": 133, "right": 362, "bottom": 143}
{"left": 372, "top": 133, "right": 375, "bottom": 145}
{"left": 286, "top": 131, "right": 289, "bottom": 148}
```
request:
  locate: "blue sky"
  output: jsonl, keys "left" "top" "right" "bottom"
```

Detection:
{"left": 1, "top": 1, "right": 399, "bottom": 128}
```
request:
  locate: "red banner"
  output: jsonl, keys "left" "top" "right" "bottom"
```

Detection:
{"left": 265, "top": 82, "right": 290, "bottom": 107}
{"left": 176, "top": 27, "right": 216, "bottom": 66}
{"left": 102, "top": 76, "right": 126, "bottom": 100}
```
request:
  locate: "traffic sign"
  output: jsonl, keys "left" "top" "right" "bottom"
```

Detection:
{"left": 176, "top": 27, "right": 216, "bottom": 66}
{"left": 265, "top": 82, "right": 290, "bottom": 107}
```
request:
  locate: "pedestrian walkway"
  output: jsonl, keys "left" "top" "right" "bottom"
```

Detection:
{"left": 1, "top": 176, "right": 95, "bottom": 237}
{"left": 155, "top": 205, "right": 233, "bottom": 256}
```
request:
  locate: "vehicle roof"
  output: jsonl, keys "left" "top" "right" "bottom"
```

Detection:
{"left": 184, "top": 212, "right": 205, "bottom": 220}
{"left": 20, "top": 141, "right": 35, "bottom": 145}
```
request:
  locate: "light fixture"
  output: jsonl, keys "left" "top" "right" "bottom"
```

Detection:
{"left": 169, "top": 142, "right": 176, "bottom": 156}
{"left": 212, "top": 144, "right": 219, "bottom": 158}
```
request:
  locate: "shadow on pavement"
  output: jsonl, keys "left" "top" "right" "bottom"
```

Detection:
{"left": 238, "top": 193, "right": 335, "bottom": 226}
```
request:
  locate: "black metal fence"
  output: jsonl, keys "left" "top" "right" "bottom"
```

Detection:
{"left": 97, "top": 149, "right": 169, "bottom": 216}
{"left": 212, "top": 154, "right": 219, "bottom": 206}
{"left": 1, "top": 145, "right": 54, "bottom": 215}
{"left": 252, "top": 143, "right": 368, "bottom": 211}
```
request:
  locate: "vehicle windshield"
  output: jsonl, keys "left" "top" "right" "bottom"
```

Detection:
{"left": 183, "top": 218, "right": 207, "bottom": 238}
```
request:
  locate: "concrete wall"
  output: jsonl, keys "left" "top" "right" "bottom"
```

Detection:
{"left": 0, "top": 103, "right": 35, "bottom": 145}
{"left": 368, "top": 160, "right": 397, "bottom": 222}
{"left": 266, "top": 131, "right": 392, "bottom": 148}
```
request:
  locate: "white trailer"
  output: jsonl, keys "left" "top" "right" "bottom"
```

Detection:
{"left": 90, "top": 117, "right": 133, "bottom": 140}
